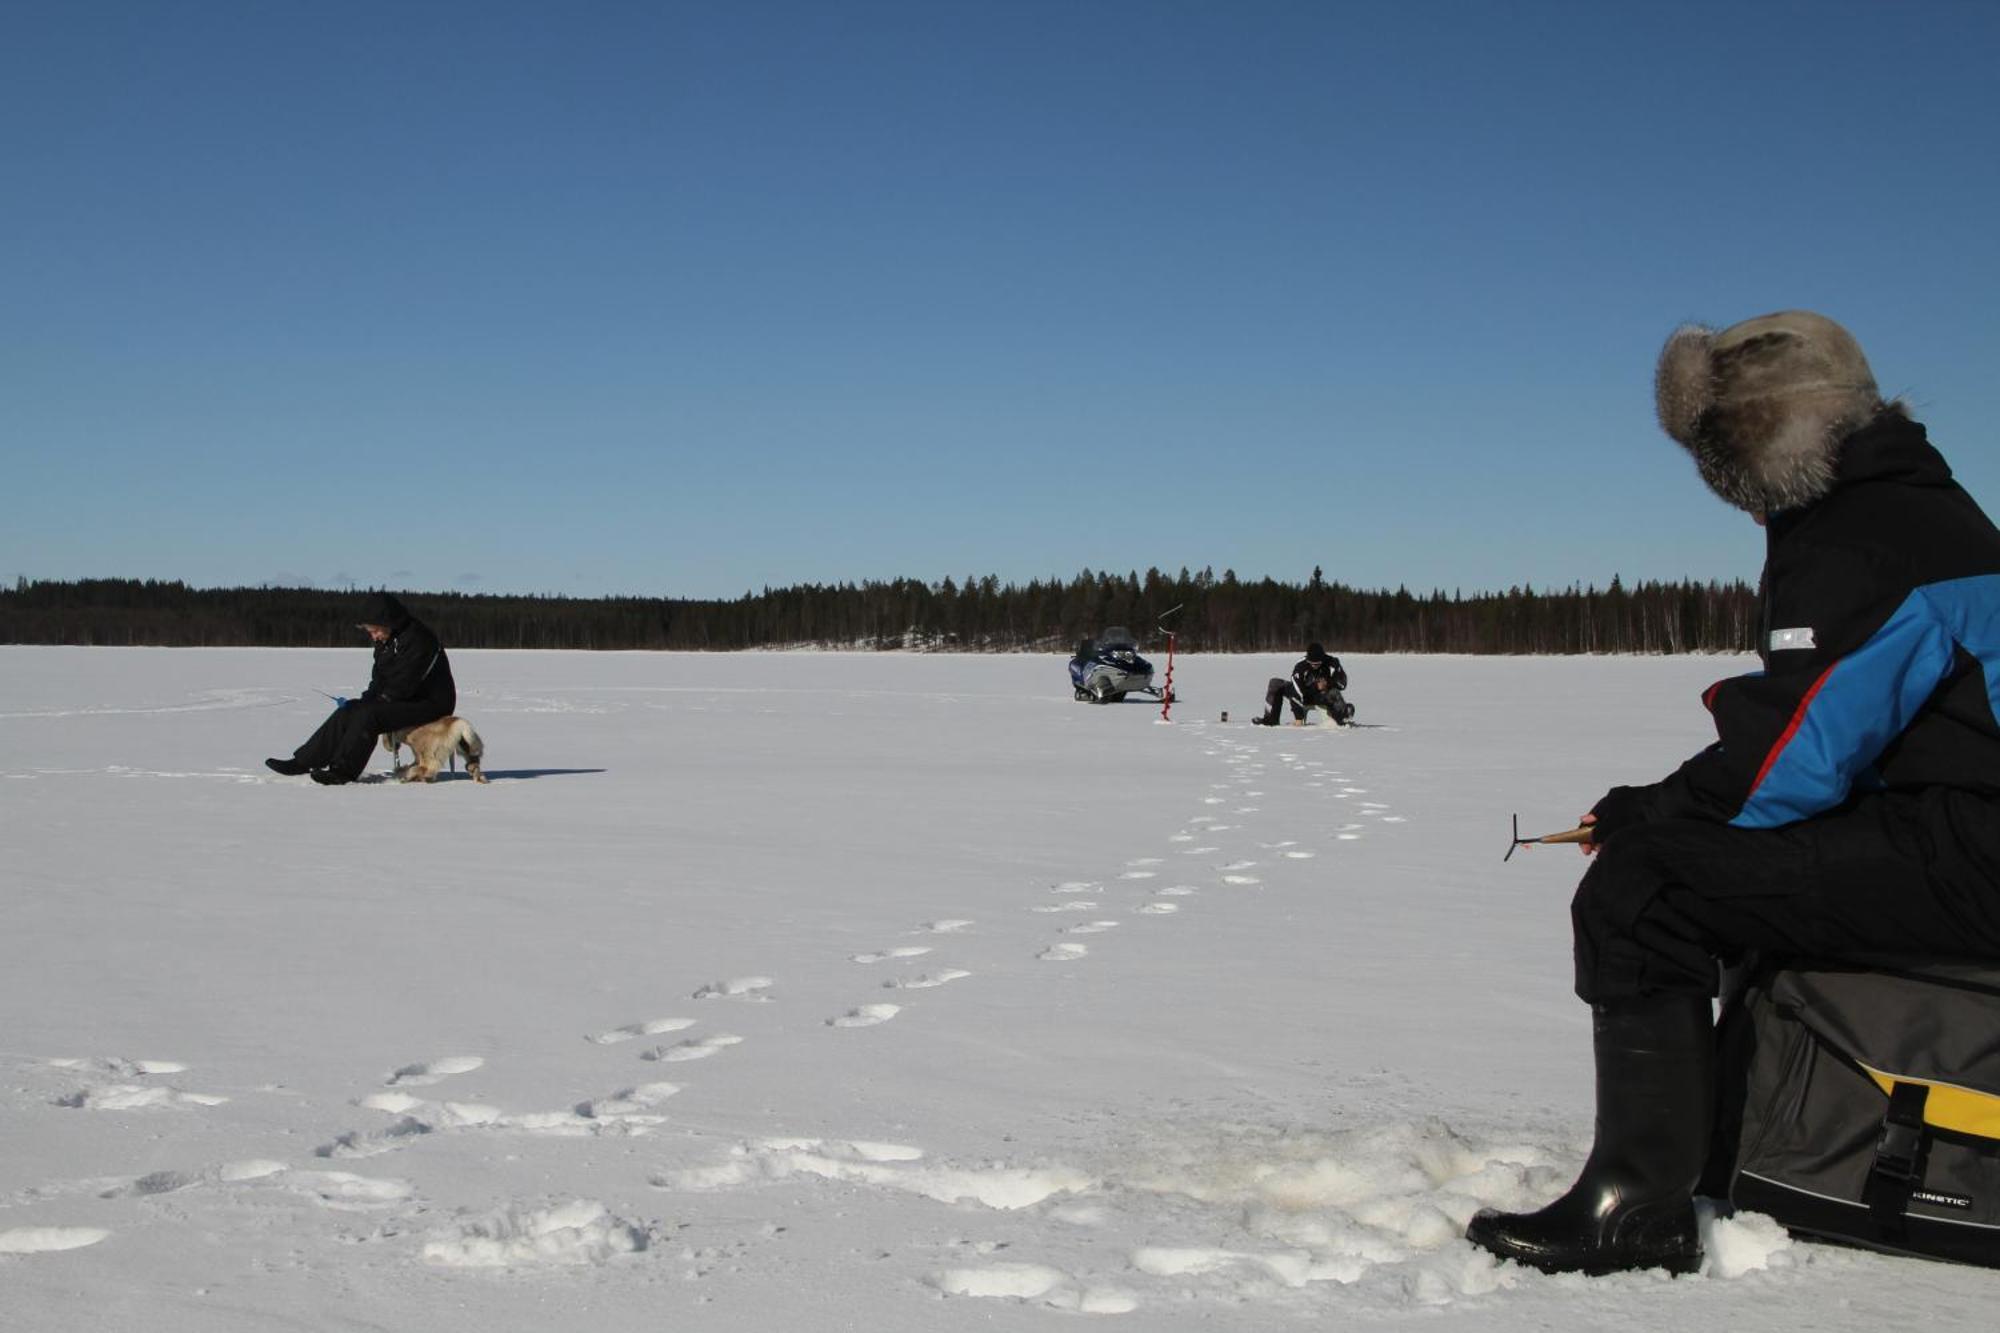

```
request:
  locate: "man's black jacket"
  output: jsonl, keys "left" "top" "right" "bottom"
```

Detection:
{"left": 358, "top": 593, "right": 456, "bottom": 710}
{"left": 1292, "top": 655, "right": 1347, "bottom": 706}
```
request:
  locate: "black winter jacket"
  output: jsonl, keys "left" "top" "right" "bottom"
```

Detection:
{"left": 358, "top": 593, "right": 456, "bottom": 711}
{"left": 1292, "top": 655, "right": 1348, "bottom": 705}
{"left": 1598, "top": 412, "right": 2000, "bottom": 834}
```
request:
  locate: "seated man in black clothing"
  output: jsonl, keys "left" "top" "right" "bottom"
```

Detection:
{"left": 1252, "top": 642, "right": 1353, "bottom": 725}
{"left": 266, "top": 592, "right": 457, "bottom": 785}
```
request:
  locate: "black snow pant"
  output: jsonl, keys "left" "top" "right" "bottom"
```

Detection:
{"left": 290, "top": 698, "right": 452, "bottom": 780}
{"left": 1571, "top": 788, "right": 2000, "bottom": 1004}
{"left": 1260, "top": 679, "right": 1348, "bottom": 725}
{"left": 1261, "top": 678, "right": 1306, "bottom": 724}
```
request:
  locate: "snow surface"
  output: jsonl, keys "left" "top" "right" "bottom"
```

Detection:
{"left": 4, "top": 646, "right": 1996, "bottom": 1330}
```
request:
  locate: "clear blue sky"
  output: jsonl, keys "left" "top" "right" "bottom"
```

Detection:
{"left": 5, "top": 0, "right": 1998, "bottom": 601}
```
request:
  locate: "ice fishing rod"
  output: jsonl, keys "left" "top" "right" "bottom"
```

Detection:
{"left": 1503, "top": 813, "right": 1595, "bottom": 862}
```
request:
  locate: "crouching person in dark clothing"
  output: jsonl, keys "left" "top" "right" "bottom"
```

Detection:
{"left": 1253, "top": 642, "right": 1352, "bottom": 725}
{"left": 1467, "top": 312, "right": 2000, "bottom": 1277}
{"left": 266, "top": 593, "right": 457, "bottom": 786}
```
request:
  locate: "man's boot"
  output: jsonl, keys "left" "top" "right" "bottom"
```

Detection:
{"left": 1465, "top": 995, "right": 1712, "bottom": 1276}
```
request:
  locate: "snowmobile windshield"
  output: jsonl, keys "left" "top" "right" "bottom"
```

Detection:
{"left": 1098, "top": 627, "right": 1138, "bottom": 650}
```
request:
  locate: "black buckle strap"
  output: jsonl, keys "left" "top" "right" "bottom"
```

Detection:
{"left": 1862, "top": 1080, "right": 1931, "bottom": 1238}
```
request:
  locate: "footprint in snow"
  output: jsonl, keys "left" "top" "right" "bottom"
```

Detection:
{"left": 55, "top": 1084, "right": 227, "bottom": 1110}
{"left": 95, "top": 1169, "right": 198, "bottom": 1199}
{"left": 1233, "top": 806, "right": 1260, "bottom": 813}
{"left": 884, "top": 970, "right": 971, "bottom": 990}
{"left": 575, "top": 1081, "right": 682, "bottom": 1119}
{"left": 1031, "top": 901, "right": 1098, "bottom": 913}
{"left": 286, "top": 1170, "right": 414, "bottom": 1211}
{"left": 1179, "top": 846, "right": 1220, "bottom": 855}
{"left": 1156, "top": 885, "right": 1198, "bottom": 896}
{"left": 589, "top": 1017, "right": 696, "bottom": 1045}
{"left": 917, "top": 920, "right": 974, "bottom": 934}
{"left": 0, "top": 1227, "right": 113, "bottom": 1255}
{"left": 1063, "top": 921, "right": 1119, "bottom": 935}
{"left": 1167, "top": 834, "right": 1194, "bottom": 843}
{"left": 642, "top": 1034, "right": 743, "bottom": 1062}
{"left": 1380, "top": 816, "right": 1407, "bottom": 823}
{"left": 1221, "top": 874, "right": 1262, "bottom": 886}
{"left": 49, "top": 1057, "right": 188, "bottom": 1076}
{"left": 693, "top": 977, "right": 773, "bottom": 1002}
{"left": 852, "top": 946, "right": 932, "bottom": 963}
{"left": 386, "top": 1056, "right": 484, "bottom": 1086}
{"left": 1038, "top": 943, "right": 1089, "bottom": 962}
{"left": 315, "top": 1116, "right": 433, "bottom": 1159}
{"left": 1124, "top": 857, "right": 1163, "bottom": 867}
{"left": 1220, "top": 860, "right": 1259, "bottom": 871}
{"left": 1117, "top": 870, "right": 1157, "bottom": 880}
{"left": 1139, "top": 902, "right": 1180, "bottom": 915}
{"left": 828, "top": 1004, "right": 901, "bottom": 1028}
{"left": 1188, "top": 816, "right": 1218, "bottom": 824}
{"left": 1050, "top": 881, "right": 1099, "bottom": 894}
{"left": 1284, "top": 850, "right": 1317, "bottom": 859}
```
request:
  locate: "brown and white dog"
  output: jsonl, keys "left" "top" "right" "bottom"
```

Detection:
{"left": 381, "top": 717, "right": 487, "bottom": 783}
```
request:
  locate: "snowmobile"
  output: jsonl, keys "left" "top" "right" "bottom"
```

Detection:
{"left": 1069, "top": 627, "right": 1164, "bottom": 704}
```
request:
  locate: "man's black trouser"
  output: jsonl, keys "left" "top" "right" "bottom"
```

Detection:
{"left": 1261, "top": 678, "right": 1306, "bottom": 723}
{"left": 290, "top": 698, "right": 452, "bottom": 780}
{"left": 1260, "top": 678, "right": 1348, "bottom": 724}
{"left": 1573, "top": 788, "right": 2000, "bottom": 1003}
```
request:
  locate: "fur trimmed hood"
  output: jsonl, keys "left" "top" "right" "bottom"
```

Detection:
{"left": 1656, "top": 311, "right": 1884, "bottom": 514}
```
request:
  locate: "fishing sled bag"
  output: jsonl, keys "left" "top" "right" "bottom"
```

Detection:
{"left": 1723, "top": 960, "right": 2000, "bottom": 1266}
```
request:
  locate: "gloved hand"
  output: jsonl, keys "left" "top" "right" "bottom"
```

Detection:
{"left": 1586, "top": 784, "right": 1655, "bottom": 844}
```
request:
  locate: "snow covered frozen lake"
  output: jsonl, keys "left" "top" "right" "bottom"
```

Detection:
{"left": 4, "top": 646, "right": 1995, "bottom": 1330}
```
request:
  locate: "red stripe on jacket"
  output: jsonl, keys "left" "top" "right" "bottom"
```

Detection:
{"left": 1744, "top": 662, "right": 1839, "bottom": 803}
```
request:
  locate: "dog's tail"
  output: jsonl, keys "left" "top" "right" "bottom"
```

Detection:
{"left": 456, "top": 719, "right": 487, "bottom": 782}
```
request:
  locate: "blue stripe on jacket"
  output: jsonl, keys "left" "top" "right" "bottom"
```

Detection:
{"left": 1733, "top": 573, "right": 2000, "bottom": 829}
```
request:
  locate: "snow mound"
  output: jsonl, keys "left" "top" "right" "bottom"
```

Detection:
{"left": 1699, "top": 1200, "right": 1801, "bottom": 1278}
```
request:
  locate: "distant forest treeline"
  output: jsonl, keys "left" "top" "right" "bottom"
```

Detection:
{"left": 2, "top": 570, "right": 1757, "bottom": 654}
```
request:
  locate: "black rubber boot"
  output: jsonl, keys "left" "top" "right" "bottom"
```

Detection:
{"left": 265, "top": 756, "right": 309, "bottom": 776}
{"left": 1466, "top": 996, "right": 1713, "bottom": 1276}
{"left": 309, "top": 768, "right": 354, "bottom": 786}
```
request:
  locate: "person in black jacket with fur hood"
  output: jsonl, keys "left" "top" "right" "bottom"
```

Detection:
{"left": 265, "top": 592, "right": 457, "bottom": 785}
{"left": 1468, "top": 312, "right": 2000, "bottom": 1276}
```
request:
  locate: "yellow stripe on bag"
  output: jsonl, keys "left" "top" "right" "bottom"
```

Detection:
{"left": 1862, "top": 1066, "right": 2000, "bottom": 1139}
